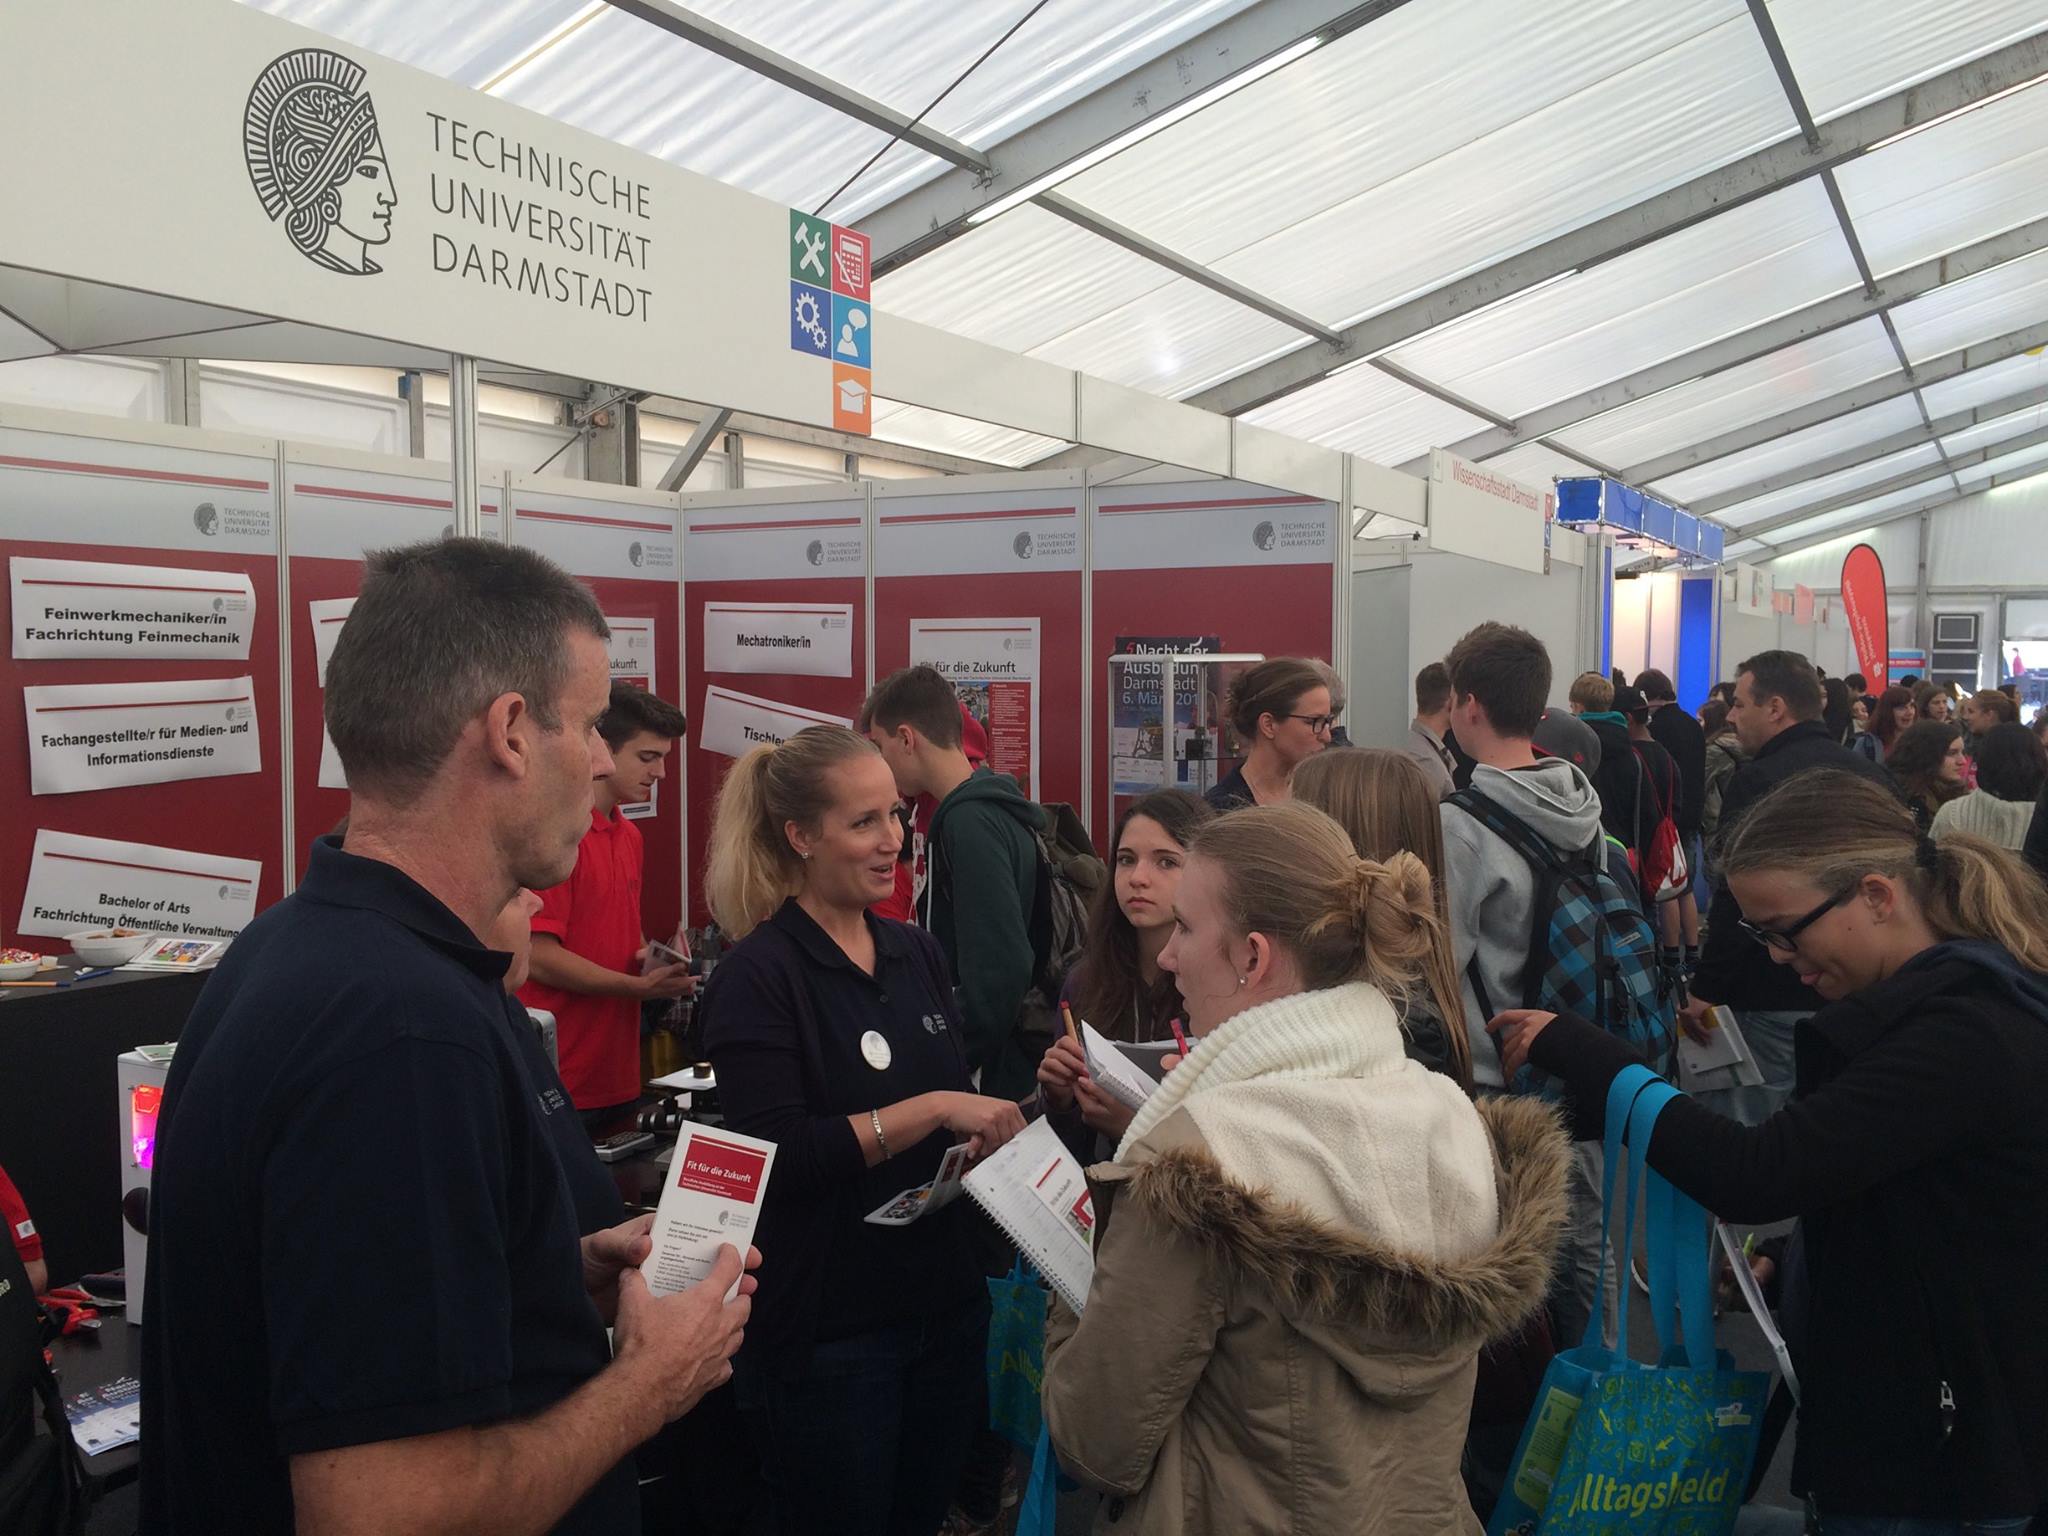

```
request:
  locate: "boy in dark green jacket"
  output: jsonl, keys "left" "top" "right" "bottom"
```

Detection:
{"left": 864, "top": 665, "right": 1044, "bottom": 1102}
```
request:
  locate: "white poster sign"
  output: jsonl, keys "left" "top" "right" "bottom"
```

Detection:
{"left": 18, "top": 828, "right": 261, "bottom": 941}
{"left": 1426, "top": 451, "right": 1551, "bottom": 575}
{"left": 699, "top": 686, "right": 850, "bottom": 760}
{"left": 318, "top": 723, "right": 348, "bottom": 792}
{"left": 11, "top": 556, "right": 257, "bottom": 660}
{"left": 909, "top": 619, "right": 1041, "bottom": 799}
{"left": 604, "top": 615, "right": 657, "bottom": 690}
{"left": 308, "top": 597, "right": 355, "bottom": 686}
{"left": 683, "top": 497, "right": 866, "bottom": 582}
{"left": 25, "top": 677, "right": 261, "bottom": 796}
{"left": 874, "top": 484, "right": 1082, "bottom": 576}
{"left": 513, "top": 492, "right": 678, "bottom": 582}
{"left": 0, "top": 427, "right": 277, "bottom": 554}
{"left": 1090, "top": 481, "right": 1334, "bottom": 571}
{"left": 703, "top": 602, "right": 853, "bottom": 677}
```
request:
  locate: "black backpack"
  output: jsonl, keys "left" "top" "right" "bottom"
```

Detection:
{"left": 0, "top": 1237, "right": 86, "bottom": 1536}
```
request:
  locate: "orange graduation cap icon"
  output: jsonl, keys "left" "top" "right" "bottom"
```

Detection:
{"left": 833, "top": 365, "right": 871, "bottom": 435}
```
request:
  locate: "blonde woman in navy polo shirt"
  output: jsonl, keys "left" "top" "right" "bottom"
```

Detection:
{"left": 698, "top": 725, "right": 1026, "bottom": 1536}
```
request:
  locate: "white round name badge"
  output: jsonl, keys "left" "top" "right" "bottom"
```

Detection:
{"left": 860, "top": 1030, "right": 893, "bottom": 1071}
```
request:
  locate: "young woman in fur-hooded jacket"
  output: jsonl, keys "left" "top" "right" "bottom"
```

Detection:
{"left": 1041, "top": 803, "right": 1569, "bottom": 1536}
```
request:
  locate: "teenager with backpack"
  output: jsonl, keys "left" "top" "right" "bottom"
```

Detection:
{"left": 864, "top": 665, "right": 1048, "bottom": 1104}
{"left": 1437, "top": 624, "right": 1671, "bottom": 1353}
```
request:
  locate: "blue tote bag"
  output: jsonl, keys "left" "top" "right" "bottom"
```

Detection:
{"left": 1488, "top": 1065, "right": 1770, "bottom": 1536}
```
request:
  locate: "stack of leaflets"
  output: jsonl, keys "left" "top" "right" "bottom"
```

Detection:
{"left": 1676, "top": 1004, "right": 1766, "bottom": 1091}
{"left": 1079, "top": 1022, "right": 1173, "bottom": 1111}
{"left": 645, "top": 1125, "right": 775, "bottom": 1301}
{"left": 865, "top": 1142, "right": 973, "bottom": 1227}
{"left": 120, "top": 937, "right": 228, "bottom": 972}
{"left": 65, "top": 1375, "right": 141, "bottom": 1456}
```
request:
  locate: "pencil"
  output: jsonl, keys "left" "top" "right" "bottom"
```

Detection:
{"left": 1170, "top": 1019, "right": 1191, "bottom": 1059}
{"left": 1059, "top": 1001, "right": 1080, "bottom": 1046}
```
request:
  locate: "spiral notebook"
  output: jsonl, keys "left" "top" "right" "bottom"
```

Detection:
{"left": 963, "top": 1117, "right": 1096, "bottom": 1312}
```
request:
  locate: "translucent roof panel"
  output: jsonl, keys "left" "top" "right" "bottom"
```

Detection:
{"left": 1555, "top": 317, "right": 1900, "bottom": 471}
{"left": 1756, "top": 478, "right": 1954, "bottom": 547}
{"left": 869, "top": 401, "right": 1066, "bottom": 468}
{"left": 1385, "top": 182, "right": 1860, "bottom": 420}
{"left": 1960, "top": 437, "right": 2048, "bottom": 485}
{"left": 1648, "top": 395, "right": 1924, "bottom": 505}
{"left": 1887, "top": 247, "right": 2048, "bottom": 364}
{"left": 240, "top": 0, "right": 587, "bottom": 87}
{"left": 1942, "top": 400, "right": 2048, "bottom": 458}
{"left": 1833, "top": 79, "right": 2048, "bottom": 277}
{"left": 1764, "top": 0, "right": 2047, "bottom": 122}
{"left": 1485, "top": 442, "right": 1608, "bottom": 487}
{"left": 1714, "top": 444, "right": 1945, "bottom": 529}
{"left": 872, "top": 207, "right": 1306, "bottom": 399}
{"left": 1062, "top": 0, "right": 1793, "bottom": 327}
{"left": 876, "top": 206, "right": 1172, "bottom": 355}
{"left": 1919, "top": 349, "right": 2048, "bottom": 417}
{"left": 1240, "top": 365, "right": 1492, "bottom": 466}
{"left": 0, "top": 310, "right": 50, "bottom": 364}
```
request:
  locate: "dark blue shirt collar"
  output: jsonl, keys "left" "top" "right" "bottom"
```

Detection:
{"left": 766, "top": 895, "right": 910, "bottom": 973}
{"left": 298, "top": 835, "right": 511, "bottom": 983}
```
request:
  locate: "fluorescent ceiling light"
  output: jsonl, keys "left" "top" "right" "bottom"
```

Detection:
{"left": 967, "top": 34, "right": 1326, "bottom": 225}
{"left": 1864, "top": 72, "right": 2048, "bottom": 152}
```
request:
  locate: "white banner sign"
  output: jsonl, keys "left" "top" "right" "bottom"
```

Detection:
{"left": 683, "top": 498, "right": 866, "bottom": 582}
{"left": 18, "top": 828, "right": 261, "bottom": 940}
{"left": 909, "top": 618, "right": 1041, "bottom": 799}
{"left": 874, "top": 486, "right": 1082, "bottom": 576}
{"left": 25, "top": 677, "right": 261, "bottom": 795}
{"left": 0, "top": 427, "right": 278, "bottom": 554}
{"left": 604, "top": 615, "right": 657, "bottom": 690}
{"left": 699, "top": 685, "right": 850, "bottom": 760}
{"left": 703, "top": 602, "right": 853, "bottom": 677}
{"left": 1090, "top": 481, "right": 1335, "bottom": 571}
{"left": 308, "top": 597, "right": 355, "bottom": 686}
{"left": 11, "top": 556, "right": 257, "bottom": 660}
{"left": 318, "top": 723, "right": 348, "bottom": 791}
{"left": 513, "top": 492, "right": 678, "bottom": 582}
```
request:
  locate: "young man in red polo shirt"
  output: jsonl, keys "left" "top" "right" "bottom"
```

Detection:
{"left": 519, "top": 683, "right": 691, "bottom": 1128}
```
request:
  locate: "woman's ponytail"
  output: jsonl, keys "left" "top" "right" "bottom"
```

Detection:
{"left": 1921, "top": 832, "right": 2048, "bottom": 973}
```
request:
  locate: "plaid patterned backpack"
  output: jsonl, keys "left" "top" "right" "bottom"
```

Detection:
{"left": 1449, "top": 787, "right": 1675, "bottom": 1097}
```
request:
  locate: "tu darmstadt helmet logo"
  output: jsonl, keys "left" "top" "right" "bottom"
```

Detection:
{"left": 243, "top": 49, "right": 397, "bottom": 275}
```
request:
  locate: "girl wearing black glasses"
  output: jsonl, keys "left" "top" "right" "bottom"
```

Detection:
{"left": 1205, "top": 656, "right": 1334, "bottom": 810}
{"left": 1489, "top": 768, "right": 2048, "bottom": 1534}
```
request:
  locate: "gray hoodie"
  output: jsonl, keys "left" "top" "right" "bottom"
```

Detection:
{"left": 1438, "top": 759, "right": 1605, "bottom": 1089}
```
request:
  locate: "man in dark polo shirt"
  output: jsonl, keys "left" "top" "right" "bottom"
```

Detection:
{"left": 521, "top": 682, "right": 693, "bottom": 1127}
{"left": 140, "top": 539, "right": 756, "bottom": 1536}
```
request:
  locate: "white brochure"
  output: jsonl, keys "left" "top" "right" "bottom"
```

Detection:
{"left": 646, "top": 1126, "right": 777, "bottom": 1302}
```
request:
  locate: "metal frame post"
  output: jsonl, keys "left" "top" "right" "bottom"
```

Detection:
{"left": 449, "top": 354, "right": 481, "bottom": 536}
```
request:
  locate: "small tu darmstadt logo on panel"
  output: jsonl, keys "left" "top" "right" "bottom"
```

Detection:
{"left": 243, "top": 49, "right": 397, "bottom": 275}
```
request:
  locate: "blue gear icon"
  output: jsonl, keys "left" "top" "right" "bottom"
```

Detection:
{"left": 794, "top": 290, "right": 828, "bottom": 349}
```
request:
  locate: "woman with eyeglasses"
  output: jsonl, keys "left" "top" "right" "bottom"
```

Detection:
{"left": 1489, "top": 768, "right": 2048, "bottom": 1535}
{"left": 1204, "top": 656, "right": 1335, "bottom": 810}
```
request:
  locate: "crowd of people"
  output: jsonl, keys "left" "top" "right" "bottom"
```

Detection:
{"left": 74, "top": 536, "right": 2045, "bottom": 1536}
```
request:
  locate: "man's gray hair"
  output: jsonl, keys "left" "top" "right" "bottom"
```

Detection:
{"left": 325, "top": 538, "right": 609, "bottom": 802}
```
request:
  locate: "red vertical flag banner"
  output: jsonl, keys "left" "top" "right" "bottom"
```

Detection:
{"left": 1839, "top": 543, "right": 1890, "bottom": 693}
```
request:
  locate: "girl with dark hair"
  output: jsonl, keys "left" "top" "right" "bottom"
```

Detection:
{"left": 1205, "top": 656, "right": 1333, "bottom": 809}
{"left": 1870, "top": 685, "right": 1917, "bottom": 759}
{"left": 1821, "top": 676, "right": 1853, "bottom": 746}
{"left": 1887, "top": 720, "right": 1968, "bottom": 833}
{"left": 1932, "top": 722, "right": 2048, "bottom": 851}
{"left": 1492, "top": 769, "right": 2048, "bottom": 1532}
{"left": 1038, "top": 789, "right": 1215, "bottom": 1146}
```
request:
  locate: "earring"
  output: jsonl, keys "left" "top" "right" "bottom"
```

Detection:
{"left": 1237, "top": 976, "right": 1247, "bottom": 987}
{"left": 799, "top": 851, "right": 812, "bottom": 861}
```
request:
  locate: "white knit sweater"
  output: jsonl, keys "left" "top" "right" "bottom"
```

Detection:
{"left": 1117, "top": 981, "right": 1500, "bottom": 1265}
{"left": 1930, "top": 790, "right": 2036, "bottom": 851}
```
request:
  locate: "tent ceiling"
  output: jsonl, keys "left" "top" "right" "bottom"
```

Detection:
{"left": 12, "top": 0, "right": 2048, "bottom": 553}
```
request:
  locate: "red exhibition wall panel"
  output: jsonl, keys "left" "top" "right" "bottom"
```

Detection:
{"left": 1088, "top": 479, "right": 1338, "bottom": 848}
{"left": 281, "top": 449, "right": 503, "bottom": 878}
{"left": 872, "top": 474, "right": 1084, "bottom": 811}
{"left": 682, "top": 487, "right": 867, "bottom": 927}
{"left": 511, "top": 481, "right": 684, "bottom": 945}
{"left": 0, "top": 416, "right": 285, "bottom": 949}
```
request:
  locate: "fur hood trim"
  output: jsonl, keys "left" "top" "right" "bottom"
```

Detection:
{"left": 1117, "top": 1095, "right": 1568, "bottom": 1347}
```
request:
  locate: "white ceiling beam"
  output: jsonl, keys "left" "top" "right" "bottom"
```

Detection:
{"left": 1178, "top": 31, "right": 2048, "bottom": 419}
{"left": 639, "top": 395, "right": 999, "bottom": 475}
{"left": 858, "top": 0, "right": 1405, "bottom": 267}
{"left": 1411, "top": 215, "right": 2048, "bottom": 471}
{"left": 1692, "top": 378, "right": 2048, "bottom": 514}
{"left": 1751, "top": 462, "right": 2048, "bottom": 562}
{"left": 1617, "top": 318, "right": 2048, "bottom": 484}
{"left": 602, "top": 0, "right": 990, "bottom": 173}
{"left": 1730, "top": 421, "right": 2048, "bottom": 541}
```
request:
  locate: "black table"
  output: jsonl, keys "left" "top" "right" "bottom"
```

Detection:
{"left": 0, "top": 962, "right": 207, "bottom": 1282}
{"left": 45, "top": 1308, "right": 144, "bottom": 1493}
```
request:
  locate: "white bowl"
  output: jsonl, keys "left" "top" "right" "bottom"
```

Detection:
{"left": 0, "top": 956, "right": 40, "bottom": 981}
{"left": 68, "top": 931, "right": 155, "bottom": 967}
